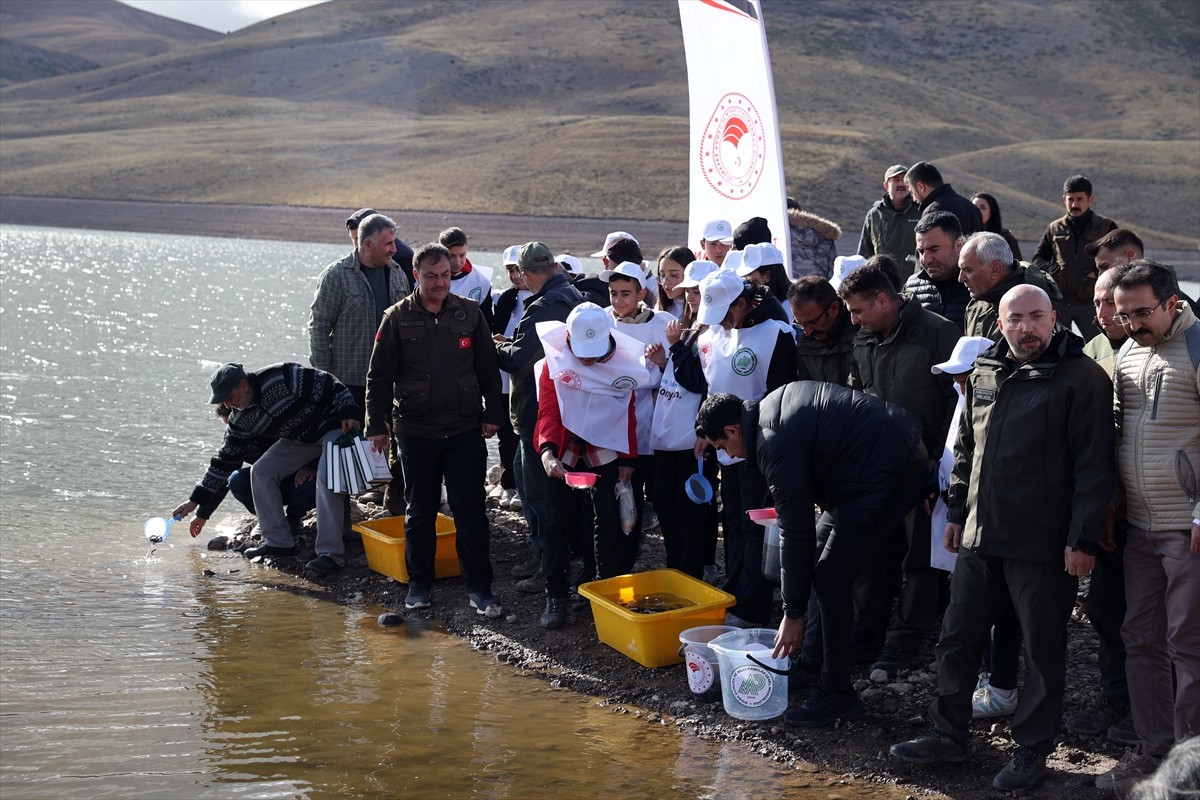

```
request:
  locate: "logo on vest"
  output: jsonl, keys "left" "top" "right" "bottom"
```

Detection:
{"left": 699, "top": 92, "right": 767, "bottom": 200}
{"left": 731, "top": 347, "right": 758, "bottom": 376}
{"left": 611, "top": 376, "right": 637, "bottom": 391}
{"left": 469, "top": 287, "right": 482, "bottom": 301}
{"left": 556, "top": 369, "right": 583, "bottom": 389}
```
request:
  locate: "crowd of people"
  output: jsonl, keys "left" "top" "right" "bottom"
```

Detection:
{"left": 169, "top": 164, "right": 1198, "bottom": 794}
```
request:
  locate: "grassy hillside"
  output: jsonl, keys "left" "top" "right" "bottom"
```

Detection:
{"left": 1, "top": 0, "right": 1197, "bottom": 248}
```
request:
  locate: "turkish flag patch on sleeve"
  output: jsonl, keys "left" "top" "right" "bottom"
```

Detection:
{"left": 458, "top": 336, "right": 471, "bottom": 349}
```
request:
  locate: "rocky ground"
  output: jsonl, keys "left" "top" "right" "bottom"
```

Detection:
{"left": 204, "top": 491, "right": 1133, "bottom": 800}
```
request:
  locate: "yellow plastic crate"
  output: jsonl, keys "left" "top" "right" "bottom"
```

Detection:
{"left": 352, "top": 514, "right": 459, "bottom": 583}
{"left": 576, "top": 569, "right": 736, "bottom": 668}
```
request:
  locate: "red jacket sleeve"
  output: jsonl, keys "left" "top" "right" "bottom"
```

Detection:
{"left": 534, "top": 362, "right": 567, "bottom": 457}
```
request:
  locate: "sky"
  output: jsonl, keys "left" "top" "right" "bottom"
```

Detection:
{"left": 118, "top": 0, "right": 329, "bottom": 33}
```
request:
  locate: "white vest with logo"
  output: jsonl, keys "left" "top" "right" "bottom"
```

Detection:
{"left": 535, "top": 321, "right": 652, "bottom": 453}
{"left": 612, "top": 309, "right": 675, "bottom": 455}
{"left": 651, "top": 358, "right": 702, "bottom": 452}
{"left": 450, "top": 264, "right": 494, "bottom": 305}
{"left": 699, "top": 320, "right": 794, "bottom": 465}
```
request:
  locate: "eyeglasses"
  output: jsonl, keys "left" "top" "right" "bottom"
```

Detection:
{"left": 794, "top": 303, "right": 834, "bottom": 329}
{"left": 1114, "top": 299, "right": 1168, "bottom": 327}
{"left": 1001, "top": 310, "right": 1052, "bottom": 327}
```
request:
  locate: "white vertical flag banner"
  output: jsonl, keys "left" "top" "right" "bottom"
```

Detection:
{"left": 678, "top": 0, "right": 789, "bottom": 267}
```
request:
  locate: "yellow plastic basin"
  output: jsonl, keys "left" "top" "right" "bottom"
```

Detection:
{"left": 576, "top": 569, "right": 736, "bottom": 668}
{"left": 352, "top": 514, "right": 459, "bottom": 583}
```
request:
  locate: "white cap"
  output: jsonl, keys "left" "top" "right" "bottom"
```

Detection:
{"left": 722, "top": 249, "right": 743, "bottom": 273}
{"left": 502, "top": 245, "right": 520, "bottom": 266}
{"left": 556, "top": 254, "right": 583, "bottom": 276}
{"left": 591, "top": 231, "right": 639, "bottom": 258}
{"left": 566, "top": 302, "right": 612, "bottom": 358}
{"left": 829, "top": 255, "right": 867, "bottom": 291}
{"left": 737, "top": 242, "right": 784, "bottom": 276}
{"left": 677, "top": 259, "right": 719, "bottom": 288}
{"left": 702, "top": 219, "right": 734, "bottom": 243}
{"left": 599, "top": 261, "right": 646, "bottom": 288}
{"left": 696, "top": 270, "right": 747, "bottom": 326}
{"left": 932, "top": 336, "right": 994, "bottom": 374}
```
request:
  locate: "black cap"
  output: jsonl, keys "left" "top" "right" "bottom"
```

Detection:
{"left": 208, "top": 363, "right": 246, "bottom": 404}
{"left": 346, "top": 208, "right": 376, "bottom": 229}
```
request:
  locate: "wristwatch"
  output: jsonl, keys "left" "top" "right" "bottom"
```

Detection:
{"left": 783, "top": 607, "right": 803, "bottom": 619}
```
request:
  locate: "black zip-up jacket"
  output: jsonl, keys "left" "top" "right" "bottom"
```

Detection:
{"left": 496, "top": 274, "right": 586, "bottom": 433}
{"left": 947, "top": 328, "right": 1114, "bottom": 562}
{"left": 744, "top": 382, "right": 923, "bottom": 613}
{"left": 903, "top": 268, "right": 971, "bottom": 331}
{"left": 918, "top": 183, "right": 983, "bottom": 238}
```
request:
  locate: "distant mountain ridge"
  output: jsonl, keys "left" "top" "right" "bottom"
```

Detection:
{"left": 0, "top": 0, "right": 1196, "bottom": 247}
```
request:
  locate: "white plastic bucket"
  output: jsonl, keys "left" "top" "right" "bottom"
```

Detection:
{"left": 678, "top": 625, "right": 738, "bottom": 703}
{"left": 760, "top": 523, "right": 781, "bottom": 583}
{"left": 708, "top": 628, "right": 789, "bottom": 720}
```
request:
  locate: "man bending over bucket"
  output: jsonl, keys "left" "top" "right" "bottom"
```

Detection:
{"left": 694, "top": 385, "right": 928, "bottom": 727}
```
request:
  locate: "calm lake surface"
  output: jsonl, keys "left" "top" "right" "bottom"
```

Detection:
{"left": 0, "top": 225, "right": 880, "bottom": 799}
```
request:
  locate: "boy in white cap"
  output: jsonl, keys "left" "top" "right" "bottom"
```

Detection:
{"left": 601, "top": 260, "right": 678, "bottom": 550}
{"left": 670, "top": 269, "right": 797, "bottom": 625}
{"left": 699, "top": 219, "right": 735, "bottom": 266}
{"left": 533, "top": 303, "right": 653, "bottom": 629}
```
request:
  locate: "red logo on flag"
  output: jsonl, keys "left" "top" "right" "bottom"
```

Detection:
{"left": 458, "top": 337, "right": 471, "bottom": 349}
{"left": 699, "top": 92, "right": 766, "bottom": 200}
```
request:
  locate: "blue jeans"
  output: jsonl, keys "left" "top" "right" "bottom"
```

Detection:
{"left": 228, "top": 466, "right": 316, "bottom": 527}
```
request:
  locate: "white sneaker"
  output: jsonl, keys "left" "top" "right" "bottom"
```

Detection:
{"left": 972, "top": 681, "right": 1018, "bottom": 719}
{"left": 507, "top": 491, "right": 522, "bottom": 511}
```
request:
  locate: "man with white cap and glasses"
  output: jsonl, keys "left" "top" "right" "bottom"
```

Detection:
{"left": 670, "top": 269, "right": 796, "bottom": 626}
{"left": 533, "top": 303, "right": 652, "bottom": 629}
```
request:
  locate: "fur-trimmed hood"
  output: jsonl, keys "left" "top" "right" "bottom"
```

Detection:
{"left": 788, "top": 208, "right": 841, "bottom": 241}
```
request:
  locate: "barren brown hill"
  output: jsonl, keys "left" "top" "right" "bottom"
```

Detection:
{"left": 0, "top": 0, "right": 220, "bottom": 70}
{"left": 1, "top": 0, "right": 1197, "bottom": 247}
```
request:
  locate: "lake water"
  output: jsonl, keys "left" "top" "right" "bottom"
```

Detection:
{"left": 0, "top": 225, "right": 894, "bottom": 799}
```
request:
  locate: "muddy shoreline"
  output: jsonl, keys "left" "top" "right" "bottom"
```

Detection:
{"left": 203, "top": 500, "right": 1130, "bottom": 800}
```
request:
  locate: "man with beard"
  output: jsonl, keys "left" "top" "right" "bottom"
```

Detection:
{"left": 904, "top": 212, "right": 971, "bottom": 330}
{"left": 1031, "top": 175, "right": 1118, "bottom": 340}
{"left": 891, "top": 284, "right": 1113, "bottom": 792}
{"left": 789, "top": 276, "right": 857, "bottom": 386}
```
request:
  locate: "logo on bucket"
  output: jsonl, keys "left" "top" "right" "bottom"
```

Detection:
{"left": 685, "top": 651, "right": 715, "bottom": 695}
{"left": 729, "top": 664, "right": 773, "bottom": 707}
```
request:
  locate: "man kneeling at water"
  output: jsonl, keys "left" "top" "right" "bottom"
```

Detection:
{"left": 694, "top": 386, "right": 928, "bottom": 727}
{"left": 173, "top": 362, "right": 361, "bottom": 575}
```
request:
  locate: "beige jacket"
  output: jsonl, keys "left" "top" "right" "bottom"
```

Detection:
{"left": 1114, "top": 302, "right": 1200, "bottom": 530}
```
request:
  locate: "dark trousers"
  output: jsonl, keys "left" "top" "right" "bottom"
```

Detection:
{"left": 930, "top": 549, "right": 1077, "bottom": 754}
{"left": 652, "top": 449, "right": 719, "bottom": 578}
{"left": 228, "top": 466, "right": 316, "bottom": 527}
{"left": 720, "top": 460, "right": 774, "bottom": 624}
{"left": 1088, "top": 523, "right": 1129, "bottom": 704}
{"left": 809, "top": 447, "right": 929, "bottom": 692}
{"left": 513, "top": 432, "right": 546, "bottom": 557}
{"left": 854, "top": 504, "right": 942, "bottom": 653}
{"left": 984, "top": 596, "right": 1022, "bottom": 691}
{"left": 497, "top": 395, "right": 518, "bottom": 491}
{"left": 396, "top": 429, "right": 493, "bottom": 595}
{"left": 541, "top": 460, "right": 625, "bottom": 599}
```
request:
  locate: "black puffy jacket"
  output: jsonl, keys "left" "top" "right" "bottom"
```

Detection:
{"left": 903, "top": 269, "right": 971, "bottom": 331}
